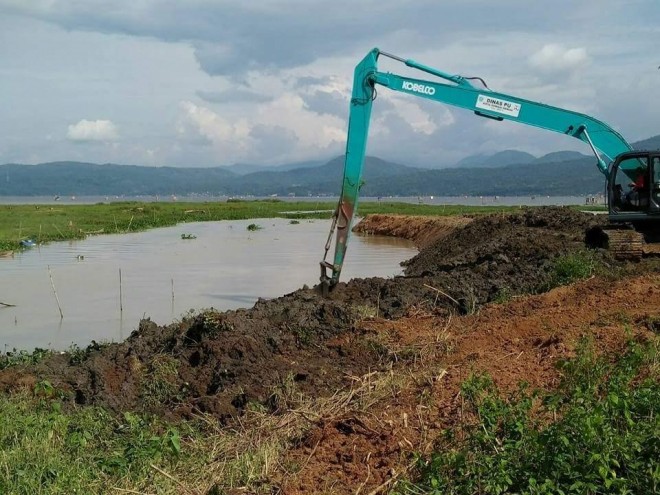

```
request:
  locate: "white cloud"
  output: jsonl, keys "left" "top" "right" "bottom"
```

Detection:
{"left": 529, "top": 44, "right": 589, "bottom": 73}
{"left": 67, "top": 119, "right": 118, "bottom": 142}
{"left": 389, "top": 97, "right": 450, "bottom": 135}
{"left": 178, "top": 93, "right": 346, "bottom": 164}
{"left": 179, "top": 101, "right": 247, "bottom": 145}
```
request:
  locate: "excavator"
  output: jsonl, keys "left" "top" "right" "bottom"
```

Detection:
{"left": 320, "top": 48, "right": 660, "bottom": 291}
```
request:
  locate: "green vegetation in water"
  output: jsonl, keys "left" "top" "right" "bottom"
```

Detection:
{"left": 396, "top": 337, "right": 660, "bottom": 495}
{"left": 0, "top": 200, "right": 520, "bottom": 251}
{"left": 246, "top": 223, "right": 262, "bottom": 231}
{"left": 0, "top": 348, "right": 53, "bottom": 370}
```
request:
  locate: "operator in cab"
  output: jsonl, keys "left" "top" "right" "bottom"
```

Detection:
{"left": 626, "top": 166, "right": 647, "bottom": 207}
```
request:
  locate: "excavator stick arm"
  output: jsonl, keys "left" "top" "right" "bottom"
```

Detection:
{"left": 320, "top": 49, "right": 378, "bottom": 287}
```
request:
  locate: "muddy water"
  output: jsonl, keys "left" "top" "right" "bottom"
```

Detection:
{"left": 0, "top": 218, "right": 415, "bottom": 351}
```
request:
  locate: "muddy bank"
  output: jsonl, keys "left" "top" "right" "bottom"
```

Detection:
{"left": 353, "top": 213, "right": 473, "bottom": 248}
{"left": 0, "top": 293, "right": 383, "bottom": 420}
{"left": 0, "top": 207, "right": 614, "bottom": 419}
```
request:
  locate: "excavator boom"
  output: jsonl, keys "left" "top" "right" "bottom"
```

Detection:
{"left": 320, "top": 48, "right": 636, "bottom": 289}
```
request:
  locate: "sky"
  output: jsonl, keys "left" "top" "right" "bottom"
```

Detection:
{"left": 0, "top": 0, "right": 658, "bottom": 168}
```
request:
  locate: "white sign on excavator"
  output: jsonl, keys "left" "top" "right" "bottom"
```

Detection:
{"left": 402, "top": 80, "right": 436, "bottom": 95}
{"left": 475, "top": 95, "right": 521, "bottom": 117}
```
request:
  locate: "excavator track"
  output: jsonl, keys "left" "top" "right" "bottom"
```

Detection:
{"left": 603, "top": 229, "right": 644, "bottom": 261}
{"left": 642, "top": 242, "right": 660, "bottom": 256}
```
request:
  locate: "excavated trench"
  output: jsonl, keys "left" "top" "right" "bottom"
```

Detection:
{"left": 0, "top": 207, "right": 615, "bottom": 418}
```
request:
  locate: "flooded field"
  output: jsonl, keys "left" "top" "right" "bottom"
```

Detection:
{"left": 0, "top": 218, "right": 415, "bottom": 351}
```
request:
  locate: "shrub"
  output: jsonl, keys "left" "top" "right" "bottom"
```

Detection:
{"left": 397, "top": 338, "right": 660, "bottom": 495}
{"left": 543, "top": 250, "right": 598, "bottom": 289}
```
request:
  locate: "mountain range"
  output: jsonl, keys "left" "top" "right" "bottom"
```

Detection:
{"left": 1, "top": 135, "right": 658, "bottom": 198}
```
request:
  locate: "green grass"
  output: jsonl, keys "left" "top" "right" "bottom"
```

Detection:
{"left": 396, "top": 337, "right": 660, "bottom": 495}
{"left": 0, "top": 395, "right": 202, "bottom": 494}
{"left": 0, "top": 369, "right": 317, "bottom": 494}
{"left": 541, "top": 249, "right": 600, "bottom": 291}
{"left": 0, "top": 200, "right": 520, "bottom": 252}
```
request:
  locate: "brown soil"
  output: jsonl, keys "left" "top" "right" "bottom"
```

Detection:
{"left": 281, "top": 273, "right": 659, "bottom": 494}
{"left": 1, "top": 206, "right": 658, "bottom": 494}
{"left": 353, "top": 214, "right": 473, "bottom": 248}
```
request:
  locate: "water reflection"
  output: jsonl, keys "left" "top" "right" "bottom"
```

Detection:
{"left": 0, "top": 218, "right": 416, "bottom": 351}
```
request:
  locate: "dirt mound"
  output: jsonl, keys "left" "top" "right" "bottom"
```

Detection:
{"left": 330, "top": 207, "right": 607, "bottom": 317}
{"left": 403, "top": 206, "right": 603, "bottom": 276}
{"left": 0, "top": 207, "right": 615, "bottom": 419}
{"left": 353, "top": 214, "right": 473, "bottom": 248}
{"left": 0, "top": 292, "right": 392, "bottom": 420}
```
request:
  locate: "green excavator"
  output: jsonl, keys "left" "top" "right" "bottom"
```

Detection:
{"left": 320, "top": 48, "right": 660, "bottom": 292}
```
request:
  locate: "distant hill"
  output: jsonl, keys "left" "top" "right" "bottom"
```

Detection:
{"left": 454, "top": 149, "right": 591, "bottom": 169}
{"left": 360, "top": 157, "right": 603, "bottom": 196}
{"left": 632, "top": 135, "right": 660, "bottom": 150}
{"left": 0, "top": 155, "right": 600, "bottom": 197}
{"left": 1, "top": 134, "right": 657, "bottom": 197}
{"left": 0, "top": 156, "right": 416, "bottom": 197}
{"left": 534, "top": 151, "right": 589, "bottom": 164}
{"left": 454, "top": 150, "right": 536, "bottom": 168}
{"left": 225, "top": 163, "right": 267, "bottom": 175}
{"left": 219, "top": 156, "right": 414, "bottom": 196}
{"left": 0, "top": 161, "right": 237, "bottom": 196}
{"left": 226, "top": 159, "right": 328, "bottom": 175}
{"left": 452, "top": 153, "right": 488, "bottom": 168}
{"left": 449, "top": 133, "right": 658, "bottom": 170}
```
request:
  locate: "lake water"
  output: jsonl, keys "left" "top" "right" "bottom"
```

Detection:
{"left": 0, "top": 218, "right": 416, "bottom": 352}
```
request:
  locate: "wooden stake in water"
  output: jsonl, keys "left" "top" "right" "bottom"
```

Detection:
{"left": 119, "top": 268, "right": 123, "bottom": 313}
{"left": 47, "top": 265, "right": 64, "bottom": 319}
{"left": 171, "top": 278, "right": 175, "bottom": 303}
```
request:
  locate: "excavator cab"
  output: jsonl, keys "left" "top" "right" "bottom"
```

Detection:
{"left": 602, "top": 152, "right": 660, "bottom": 259}
{"left": 608, "top": 152, "right": 660, "bottom": 217}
